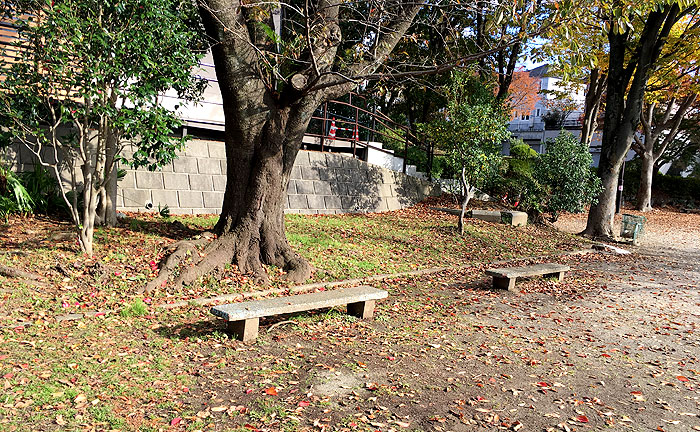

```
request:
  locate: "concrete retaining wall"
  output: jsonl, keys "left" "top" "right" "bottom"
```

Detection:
{"left": 3, "top": 140, "right": 440, "bottom": 215}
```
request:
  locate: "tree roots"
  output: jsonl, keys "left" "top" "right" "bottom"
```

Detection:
{"left": 142, "top": 230, "right": 312, "bottom": 294}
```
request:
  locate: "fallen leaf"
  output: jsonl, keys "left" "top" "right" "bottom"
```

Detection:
{"left": 264, "top": 387, "right": 278, "bottom": 396}
{"left": 575, "top": 415, "right": 589, "bottom": 423}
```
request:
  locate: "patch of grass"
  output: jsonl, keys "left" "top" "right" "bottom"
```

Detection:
{"left": 120, "top": 298, "right": 148, "bottom": 317}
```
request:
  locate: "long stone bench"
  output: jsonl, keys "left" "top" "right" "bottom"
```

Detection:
{"left": 485, "top": 263, "right": 570, "bottom": 291}
{"left": 210, "top": 286, "right": 388, "bottom": 342}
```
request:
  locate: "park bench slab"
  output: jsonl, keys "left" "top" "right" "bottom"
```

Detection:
{"left": 485, "top": 263, "right": 570, "bottom": 291}
{"left": 211, "top": 286, "right": 388, "bottom": 342}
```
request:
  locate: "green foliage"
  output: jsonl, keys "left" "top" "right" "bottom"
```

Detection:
{"left": 158, "top": 204, "right": 171, "bottom": 218}
{"left": 510, "top": 142, "right": 539, "bottom": 160}
{"left": 0, "top": 163, "right": 33, "bottom": 221}
{"left": 20, "top": 166, "right": 66, "bottom": 215}
{"left": 496, "top": 134, "right": 602, "bottom": 221}
{"left": 0, "top": 0, "right": 206, "bottom": 169}
{"left": 653, "top": 174, "right": 700, "bottom": 207}
{"left": 542, "top": 110, "right": 567, "bottom": 130}
{"left": 496, "top": 142, "right": 546, "bottom": 215}
{"left": 419, "top": 71, "right": 509, "bottom": 194}
{"left": 535, "top": 132, "right": 602, "bottom": 221}
{"left": 623, "top": 158, "right": 700, "bottom": 207}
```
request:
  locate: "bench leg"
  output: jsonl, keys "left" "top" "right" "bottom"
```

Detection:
{"left": 544, "top": 272, "right": 565, "bottom": 281}
{"left": 347, "top": 300, "right": 375, "bottom": 319}
{"left": 493, "top": 276, "right": 516, "bottom": 291}
{"left": 227, "top": 318, "right": 259, "bottom": 342}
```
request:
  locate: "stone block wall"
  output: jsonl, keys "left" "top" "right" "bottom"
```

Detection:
{"left": 118, "top": 139, "right": 228, "bottom": 214}
{"left": 3, "top": 139, "right": 441, "bottom": 215}
{"left": 118, "top": 141, "right": 439, "bottom": 214}
{"left": 286, "top": 151, "right": 440, "bottom": 214}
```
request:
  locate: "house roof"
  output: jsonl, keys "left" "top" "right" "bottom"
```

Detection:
{"left": 528, "top": 64, "right": 549, "bottom": 78}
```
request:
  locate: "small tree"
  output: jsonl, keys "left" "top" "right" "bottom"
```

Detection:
{"left": 421, "top": 72, "right": 509, "bottom": 234}
{"left": 535, "top": 132, "right": 602, "bottom": 222}
{"left": 0, "top": 0, "right": 205, "bottom": 255}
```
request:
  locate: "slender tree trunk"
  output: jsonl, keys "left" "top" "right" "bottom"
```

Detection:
{"left": 457, "top": 167, "right": 471, "bottom": 235}
{"left": 636, "top": 152, "right": 655, "bottom": 211}
{"left": 581, "top": 68, "right": 606, "bottom": 146}
{"left": 97, "top": 126, "right": 118, "bottom": 226}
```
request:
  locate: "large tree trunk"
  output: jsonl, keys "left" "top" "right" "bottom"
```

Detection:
{"left": 170, "top": 100, "right": 319, "bottom": 287}
{"left": 583, "top": 4, "right": 680, "bottom": 238}
{"left": 145, "top": 0, "right": 422, "bottom": 292}
{"left": 636, "top": 152, "right": 655, "bottom": 211}
{"left": 584, "top": 149, "right": 622, "bottom": 237}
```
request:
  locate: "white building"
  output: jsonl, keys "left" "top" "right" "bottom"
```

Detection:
{"left": 505, "top": 65, "right": 605, "bottom": 166}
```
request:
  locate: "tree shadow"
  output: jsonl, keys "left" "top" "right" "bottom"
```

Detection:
{"left": 118, "top": 216, "right": 203, "bottom": 241}
{"left": 156, "top": 307, "right": 344, "bottom": 340}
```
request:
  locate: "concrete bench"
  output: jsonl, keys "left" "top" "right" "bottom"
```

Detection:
{"left": 485, "top": 263, "right": 570, "bottom": 291}
{"left": 211, "top": 286, "right": 388, "bottom": 342}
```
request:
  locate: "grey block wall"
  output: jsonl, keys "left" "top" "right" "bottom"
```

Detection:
{"left": 286, "top": 151, "right": 440, "bottom": 214}
{"left": 118, "top": 142, "right": 439, "bottom": 215}
{"left": 3, "top": 140, "right": 441, "bottom": 216}
{"left": 117, "top": 139, "right": 228, "bottom": 214}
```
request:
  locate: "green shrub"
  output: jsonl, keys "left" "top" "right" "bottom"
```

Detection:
{"left": 509, "top": 142, "right": 538, "bottom": 160}
{"left": 534, "top": 132, "right": 602, "bottom": 221}
{"left": 493, "top": 133, "right": 602, "bottom": 222}
{"left": 652, "top": 174, "right": 700, "bottom": 207}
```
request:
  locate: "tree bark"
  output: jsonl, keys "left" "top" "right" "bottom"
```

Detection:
{"left": 146, "top": 0, "right": 423, "bottom": 290}
{"left": 633, "top": 95, "right": 697, "bottom": 211}
{"left": 636, "top": 151, "right": 655, "bottom": 212}
{"left": 580, "top": 68, "right": 606, "bottom": 146}
{"left": 97, "top": 125, "right": 119, "bottom": 226}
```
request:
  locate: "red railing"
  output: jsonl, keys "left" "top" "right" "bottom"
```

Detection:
{"left": 307, "top": 92, "right": 432, "bottom": 176}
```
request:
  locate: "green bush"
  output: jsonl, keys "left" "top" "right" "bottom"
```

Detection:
{"left": 652, "top": 174, "right": 700, "bottom": 207}
{"left": 510, "top": 142, "right": 539, "bottom": 160}
{"left": 494, "top": 144, "right": 546, "bottom": 216}
{"left": 534, "top": 132, "right": 602, "bottom": 221}
{"left": 621, "top": 158, "right": 699, "bottom": 208}
{"left": 492, "top": 133, "right": 602, "bottom": 222}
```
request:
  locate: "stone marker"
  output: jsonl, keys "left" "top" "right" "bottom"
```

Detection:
{"left": 430, "top": 207, "right": 528, "bottom": 227}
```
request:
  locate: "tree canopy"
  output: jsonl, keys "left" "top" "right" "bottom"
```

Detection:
{"left": 0, "top": 0, "right": 205, "bottom": 254}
